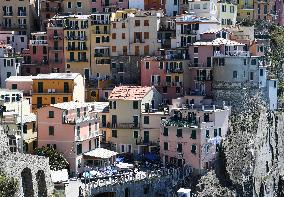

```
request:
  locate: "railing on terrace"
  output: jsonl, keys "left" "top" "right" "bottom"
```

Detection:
{"left": 214, "top": 50, "right": 250, "bottom": 57}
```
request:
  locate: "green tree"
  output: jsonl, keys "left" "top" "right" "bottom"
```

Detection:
{"left": 35, "top": 147, "right": 69, "bottom": 171}
{"left": 0, "top": 172, "right": 18, "bottom": 197}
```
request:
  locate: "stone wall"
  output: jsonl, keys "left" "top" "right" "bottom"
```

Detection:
{"left": 0, "top": 128, "right": 54, "bottom": 197}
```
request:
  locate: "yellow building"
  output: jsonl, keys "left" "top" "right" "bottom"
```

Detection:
{"left": 90, "top": 13, "right": 111, "bottom": 79}
{"left": 64, "top": 15, "right": 92, "bottom": 78}
{"left": 217, "top": 1, "right": 238, "bottom": 26}
{"left": 237, "top": 0, "right": 254, "bottom": 20}
{"left": 108, "top": 86, "right": 163, "bottom": 154}
{"left": 32, "top": 73, "right": 85, "bottom": 110}
{"left": 20, "top": 113, "right": 37, "bottom": 154}
{"left": 110, "top": 9, "right": 162, "bottom": 56}
{"left": 63, "top": 0, "right": 92, "bottom": 15}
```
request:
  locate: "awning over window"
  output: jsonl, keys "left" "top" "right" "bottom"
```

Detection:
{"left": 83, "top": 148, "right": 118, "bottom": 159}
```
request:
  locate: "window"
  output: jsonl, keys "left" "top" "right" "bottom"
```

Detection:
{"left": 191, "top": 130, "right": 196, "bottom": 139}
{"left": 191, "top": 144, "right": 196, "bottom": 154}
{"left": 113, "top": 101, "right": 116, "bottom": 109}
{"left": 51, "top": 97, "right": 55, "bottom": 104}
{"left": 174, "top": 0, "right": 177, "bottom": 5}
{"left": 135, "top": 20, "right": 140, "bottom": 26}
{"left": 67, "top": 2, "right": 72, "bottom": 8}
{"left": 260, "top": 69, "right": 264, "bottom": 76}
{"left": 121, "top": 144, "right": 125, "bottom": 153}
{"left": 122, "top": 33, "right": 125, "bottom": 39}
{"left": 194, "top": 47, "right": 198, "bottom": 53}
{"left": 133, "top": 101, "right": 138, "bottom": 109}
{"left": 77, "top": 144, "right": 82, "bottom": 155}
{"left": 144, "top": 116, "right": 149, "bottom": 124}
{"left": 12, "top": 84, "right": 17, "bottom": 89}
{"left": 206, "top": 130, "right": 209, "bottom": 138}
{"left": 144, "top": 32, "right": 149, "bottom": 39}
{"left": 177, "top": 129, "right": 182, "bottom": 137}
{"left": 89, "top": 140, "right": 92, "bottom": 151}
{"left": 63, "top": 97, "right": 68, "bottom": 102}
{"left": 222, "top": 5, "right": 226, "bottom": 12}
{"left": 164, "top": 142, "right": 168, "bottom": 150}
{"left": 112, "top": 46, "right": 116, "bottom": 52}
{"left": 218, "top": 128, "right": 222, "bottom": 136}
{"left": 214, "top": 129, "right": 217, "bottom": 137}
{"left": 144, "top": 20, "right": 149, "bottom": 26}
{"left": 177, "top": 143, "right": 182, "bottom": 152}
{"left": 230, "top": 6, "right": 234, "bottom": 13}
{"left": 92, "top": 8, "right": 96, "bottom": 13}
{"left": 32, "top": 46, "right": 36, "bottom": 54}
{"left": 96, "top": 37, "right": 100, "bottom": 43}
{"left": 112, "top": 130, "right": 117, "bottom": 138}
{"left": 133, "top": 130, "right": 138, "bottom": 138}
{"left": 163, "top": 127, "right": 168, "bottom": 136}
{"left": 77, "top": 2, "right": 82, "bottom": 8}
{"left": 250, "top": 72, "right": 254, "bottom": 80}
{"left": 122, "top": 23, "right": 125, "bottom": 28}
{"left": 49, "top": 126, "right": 54, "bottom": 135}
{"left": 233, "top": 71, "right": 238, "bottom": 78}
{"left": 112, "top": 33, "right": 116, "bottom": 39}
{"left": 112, "top": 23, "right": 116, "bottom": 28}
{"left": 48, "top": 111, "right": 54, "bottom": 118}
{"left": 145, "top": 62, "right": 150, "bottom": 69}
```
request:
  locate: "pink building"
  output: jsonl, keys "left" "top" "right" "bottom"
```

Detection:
{"left": 47, "top": 16, "right": 65, "bottom": 73}
{"left": 91, "top": 0, "right": 128, "bottom": 13}
{"left": 159, "top": 96, "right": 230, "bottom": 170}
{"left": 21, "top": 32, "right": 49, "bottom": 76}
{"left": 37, "top": 101, "right": 109, "bottom": 176}
{"left": 140, "top": 49, "right": 190, "bottom": 101}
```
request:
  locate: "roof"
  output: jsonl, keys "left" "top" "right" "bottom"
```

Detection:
{"left": 33, "top": 73, "right": 80, "bottom": 80}
{"left": 51, "top": 101, "right": 109, "bottom": 112}
{"left": 83, "top": 148, "right": 118, "bottom": 159}
{"left": 17, "top": 113, "right": 36, "bottom": 124}
{"left": 193, "top": 38, "right": 244, "bottom": 46}
{"left": 176, "top": 14, "right": 219, "bottom": 23}
{"left": 201, "top": 28, "right": 230, "bottom": 34}
{"left": 5, "top": 76, "right": 34, "bottom": 82}
{"left": 108, "top": 86, "right": 152, "bottom": 100}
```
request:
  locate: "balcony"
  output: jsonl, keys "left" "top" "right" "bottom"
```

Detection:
{"left": 92, "top": 30, "right": 110, "bottom": 34}
{"left": 166, "top": 68, "right": 183, "bottom": 74}
{"left": 136, "top": 140, "right": 159, "bottom": 146}
{"left": 3, "top": 12, "right": 13, "bottom": 17}
{"left": 65, "top": 36, "right": 87, "bottom": 41}
{"left": 18, "top": 12, "right": 27, "bottom": 17}
{"left": 48, "top": 59, "right": 63, "bottom": 64}
{"left": 133, "top": 39, "right": 145, "bottom": 44}
{"left": 214, "top": 51, "right": 250, "bottom": 57}
{"left": 67, "top": 58, "right": 88, "bottom": 62}
{"left": 64, "top": 25, "right": 80, "bottom": 30}
{"left": 50, "top": 35, "right": 63, "bottom": 40}
{"left": 30, "top": 40, "right": 48, "bottom": 45}
{"left": 19, "top": 24, "right": 27, "bottom": 29}
{"left": 195, "top": 76, "right": 212, "bottom": 81}
{"left": 48, "top": 47, "right": 63, "bottom": 51}
{"left": 66, "top": 46, "right": 88, "bottom": 51}
{"left": 96, "top": 59, "right": 111, "bottom": 64}
{"left": 172, "top": 82, "right": 183, "bottom": 87}
{"left": 91, "top": 20, "right": 110, "bottom": 25}
{"left": 111, "top": 123, "right": 140, "bottom": 129}
{"left": 241, "top": 5, "right": 254, "bottom": 10}
{"left": 94, "top": 53, "right": 109, "bottom": 57}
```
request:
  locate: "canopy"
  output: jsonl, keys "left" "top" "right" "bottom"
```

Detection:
{"left": 83, "top": 148, "right": 118, "bottom": 159}
{"left": 51, "top": 169, "right": 69, "bottom": 183}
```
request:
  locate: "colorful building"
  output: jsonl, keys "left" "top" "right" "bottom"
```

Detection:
{"left": 253, "top": 0, "right": 276, "bottom": 22}
{"left": 110, "top": 10, "right": 162, "bottom": 56}
{"left": 140, "top": 49, "right": 190, "bottom": 101}
{"left": 31, "top": 73, "right": 85, "bottom": 110}
{"left": 0, "top": 30, "right": 28, "bottom": 53}
{"left": 0, "top": 0, "right": 37, "bottom": 36}
{"left": 63, "top": 0, "right": 92, "bottom": 15}
{"left": 92, "top": 0, "right": 129, "bottom": 13}
{"left": 40, "top": 0, "right": 63, "bottom": 31}
{"left": 90, "top": 13, "right": 111, "bottom": 80}
{"left": 47, "top": 15, "right": 65, "bottom": 73}
{"left": 160, "top": 95, "right": 230, "bottom": 169}
{"left": 21, "top": 32, "right": 49, "bottom": 76}
{"left": 64, "top": 15, "right": 91, "bottom": 77}
{"left": 37, "top": 101, "right": 109, "bottom": 175}
{"left": 108, "top": 86, "right": 162, "bottom": 154}
{"left": 236, "top": 0, "right": 254, "bottom": 21}
{"left": 0, "top": 44, "right": 21, "bottom": 88}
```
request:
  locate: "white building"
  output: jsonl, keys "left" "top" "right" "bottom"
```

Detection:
{"left": 0, "top": 46, "right": 21, "bottom": 88}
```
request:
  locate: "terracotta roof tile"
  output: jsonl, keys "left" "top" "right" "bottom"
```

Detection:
{"left": 108, "top": 86, "right": 152, "bottom": 100}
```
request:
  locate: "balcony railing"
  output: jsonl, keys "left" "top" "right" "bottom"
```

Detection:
{"left": 110, "top": 123, "right": 140, "bottom": 129}
{"left": 214, "top": 50, "right": 250, "bottom": 57}
{"left": 66, "top": 46, "right": 88, "bottom": 51}
{"left": 67, "top": 58, "right": 88, "bottom": 62}
{"left": 166, "top": 68, "right": 183, "bottom": 73}
{"left": 91, "top": 20, "right": 110, "bottom": 25}
{"left": 30, "top": 40, "right": 48, "bottom": 45}
{"left": 241, "top": 5, "right": 253, "bottom": 10}
{"left": 172, "top": 82, "right": 183, "bottom": 87}
{"left": 92, "top": 30, "right": 110, "bottom": 34}
{"left": 48, "top": 47, "right": 63, "bottom": 51}
{"left": 3, "top": 12, "right": 13, "bottom": 16}
{"left": 19, "top": 24, "right": 27, "bottom": 29}
{"left": 195, "top": 76, "right": 212, "bottom": 81}
{"left": 18, "top": 12, "right": 27, "bottom": 16}
{"left": 94, "top": 53, "right": 109, "bottom": 57}
{"left": 65, "top": 36, "right": 87, "bottom": 40}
